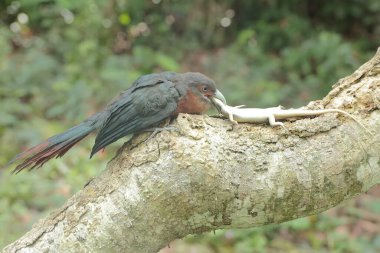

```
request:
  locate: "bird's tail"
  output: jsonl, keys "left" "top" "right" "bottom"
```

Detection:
{"left": 5, "top": 116, "right": 101, "bottom": 173}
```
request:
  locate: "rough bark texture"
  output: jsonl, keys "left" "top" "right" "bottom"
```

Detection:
{"left": 3, "top": 49, "right": 380, "bottom": 253}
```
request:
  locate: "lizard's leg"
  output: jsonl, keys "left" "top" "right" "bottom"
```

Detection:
{"left": 268, "top": 114, "right": 284, "bottom": 127}
{"left": 228, "top": 112, "right": 238, "bottom": 125}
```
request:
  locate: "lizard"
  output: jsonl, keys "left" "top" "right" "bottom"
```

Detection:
{"left": 211, "top": 97, "right": 372, "bottom": 135}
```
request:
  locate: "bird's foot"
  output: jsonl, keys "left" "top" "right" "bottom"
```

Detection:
{"left": 144, "top": 126, "right": 181, "bottom": 133}
{"left": 144, "top": 126, "right": 181, "bottom": 142}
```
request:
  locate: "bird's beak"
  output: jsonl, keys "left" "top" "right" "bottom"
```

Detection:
{"left": 213, "top": 89, "right": 227, "bottom": 105}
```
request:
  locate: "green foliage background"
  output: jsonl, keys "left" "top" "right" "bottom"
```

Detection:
{"left": 0, "top": 0, "right": 379, "bottom": 252}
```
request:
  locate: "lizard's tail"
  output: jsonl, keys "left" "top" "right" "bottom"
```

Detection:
{"left": 320, "top": 109, "right": 373, "bottom": 136}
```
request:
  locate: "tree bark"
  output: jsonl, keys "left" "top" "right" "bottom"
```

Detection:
{"left": 3, "top": 48, "right": 380, "bottom": 253}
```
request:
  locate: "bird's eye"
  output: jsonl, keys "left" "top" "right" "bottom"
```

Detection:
{"left": 202, "top": 86, "right": 208, "bottom": 92}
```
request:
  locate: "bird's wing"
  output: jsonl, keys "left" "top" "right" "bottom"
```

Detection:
{"left": 129, "top": 72, "right": 177, "bottom": 90}
{"left": 90, "top": 79, "right": 180, "bottom": 156}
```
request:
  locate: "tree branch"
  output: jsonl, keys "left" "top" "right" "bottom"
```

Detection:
{"left": 3, "top": 48, "right": 380, "bottom": 253}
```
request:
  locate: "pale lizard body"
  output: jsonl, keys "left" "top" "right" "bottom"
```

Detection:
{"left": 211, "top": 97, "right": 372, "bottom": 134}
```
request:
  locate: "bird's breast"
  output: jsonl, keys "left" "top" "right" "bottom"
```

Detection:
{"left": 174, "top": 90, "right": 210, "bottom": 115}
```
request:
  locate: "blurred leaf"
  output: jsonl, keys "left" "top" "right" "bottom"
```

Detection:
{"left": 155, "top": 53, "right": 179, "bottom": 71}
{"left": 285, "top": 217, "right": 311, "bottom": 231}
{"left": 368, "top": 202, "right": 380, "bottom": 213}
{"left": 118, "top": 13, "right": 131, "bottom": 26}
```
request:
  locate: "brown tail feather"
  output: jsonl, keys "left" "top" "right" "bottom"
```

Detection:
{"left": 5, "top": 119, "right": 99, "bottom": 173}
{"left": 12, "top": 135, "right": 88, "bottom": 174}
{"left": 3, "top": 111, "right": 109, "bottom": 173}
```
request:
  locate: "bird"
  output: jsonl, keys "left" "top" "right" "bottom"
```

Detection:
{"left": 5, "top": 72, "right": 226, "bottom": 173}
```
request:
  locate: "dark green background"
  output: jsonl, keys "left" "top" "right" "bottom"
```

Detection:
{"left": 0, "top": 0, "right": 379, "bottom": 252}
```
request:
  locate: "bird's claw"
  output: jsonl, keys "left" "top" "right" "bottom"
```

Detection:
{"left": 144, "top": 126, "right": 182, "bottom": 143}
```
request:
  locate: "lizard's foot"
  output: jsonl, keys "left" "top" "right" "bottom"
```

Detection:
{"left": 229, "top": 119, "right": 238, "bottom": 125}
{"left": 271, "top": 122, "right": 284, "bottom": 127}
{"left": 279, "top": 123, "right": 289, "bottom": 133}
{"left": 270, "top": 121, "right": 289, "bottom": 133}
{"left": 229, "top": 120, "right": 239, "bottom": 131}
{"left": 268, "top": 115, "right": 284, "bottom": 127}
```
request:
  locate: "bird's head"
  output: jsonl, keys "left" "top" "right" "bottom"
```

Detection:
{"left": 183, "top": 72, "right": 226, "bottom": 106}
